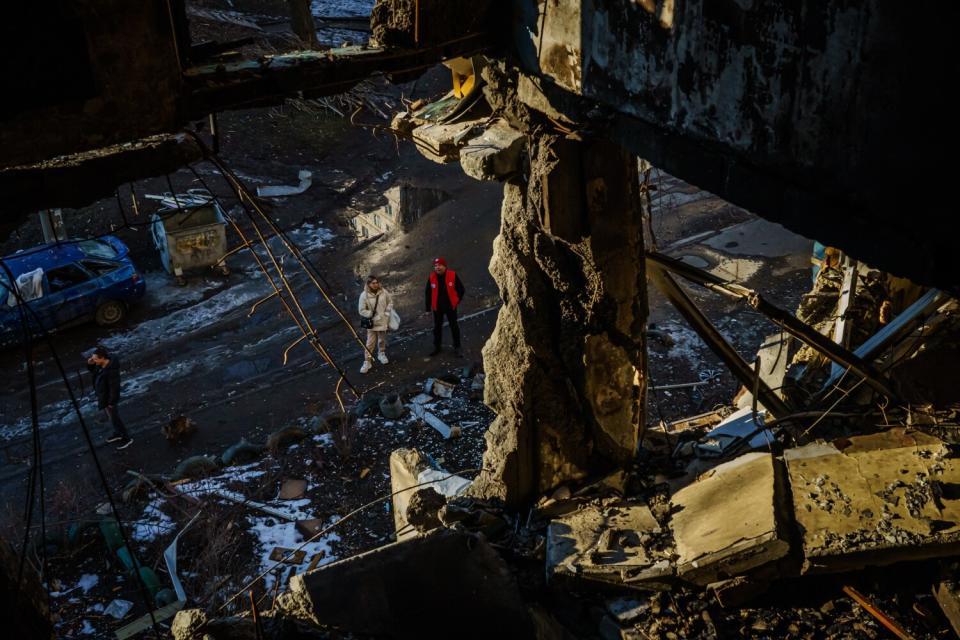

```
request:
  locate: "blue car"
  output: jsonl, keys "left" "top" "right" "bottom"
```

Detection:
{"left": 0, "top": 236, "right": 145, "bottom": 348}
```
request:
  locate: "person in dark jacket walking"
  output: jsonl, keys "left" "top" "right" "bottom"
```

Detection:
{"left": 424, "top": 257, "right": 465, "bottom": 357}
{"left": 87, "top": 345, "right": 132, "bottom": 449}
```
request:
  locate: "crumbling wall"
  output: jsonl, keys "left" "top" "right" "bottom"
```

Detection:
{"left": 507, "top": 0, "right": 959, "bottom": 291}
{"left": 471, "top": 134, "right": 646, "bottom": 508}
{"left": 371, "top": 0, "right": 494, "bottom": 48}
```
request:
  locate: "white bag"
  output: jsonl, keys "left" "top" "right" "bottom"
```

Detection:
{"left": 388, "top": 309, "right": 401, "bottom": 331}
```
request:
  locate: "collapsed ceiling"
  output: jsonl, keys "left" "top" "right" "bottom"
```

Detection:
{"left": 1, "top": 0, "right": 956, "bottom": 292}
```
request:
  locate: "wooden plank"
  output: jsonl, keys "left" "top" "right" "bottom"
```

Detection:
{"left": 114, "top": 600, "right": 185, "bottom": 640}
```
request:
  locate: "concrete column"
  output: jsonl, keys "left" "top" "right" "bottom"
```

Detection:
{"left": 471, "top": 134, "right": 647, "bottom": 509}
{"left": 288, "top": 0, "right": 318, "bottom": 49}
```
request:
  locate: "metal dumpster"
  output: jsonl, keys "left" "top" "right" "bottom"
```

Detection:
{"left": 151, "top": 198, "right": 229, "bottom": 282}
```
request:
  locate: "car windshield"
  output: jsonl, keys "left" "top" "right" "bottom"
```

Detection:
{"left": 78, "top": 239, "right": 118, "bottom": 259}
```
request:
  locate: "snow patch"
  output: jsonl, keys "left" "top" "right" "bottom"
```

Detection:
{"left": 284, "top": 222, "right": 336, "bottom": 254}
{"left": 249, "top": 515, "right": 339, "bottom": 593}
{"left": 77, "top": 574, "right": 99, "bottom": 593}
{"left": 101, "top": 279, "right": 270, "bottom": 353}
{"left": 132, "top": 500, "right": 177, "bottom": 542}
{"left": 142, "top": 272, "right": 222, "bottom": 310}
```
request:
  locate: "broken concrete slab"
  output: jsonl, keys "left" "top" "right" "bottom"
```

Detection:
{"left": 546, "top": 502, "right": 672, "bottom": 589}
{"left": 694, "top": 407, "right": 774, "bottom": 458}
{"left": 460, "top": 119, "right": 526, "bottom": 181}
{"left": 411, "top": 117, "right": 488, "bottom": 164}
{"left": 785, "top": 428, "right": 960, "bottom": 574}
{"left": 389, "top": 449, "right": 472, "bottom": 540}
{"left": 671, "top": 452, "right": 790, "bottom": 586}
{"left": 736, "top": 333, "right": 791, "bottom": 411}
{"left": 390, "top": 449, "right": 431, "bottom": 540}
{"left": 281, "top": 529, "right": 532, "bottom": 638}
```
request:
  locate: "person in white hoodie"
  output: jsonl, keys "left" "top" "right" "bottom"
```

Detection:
{"left": 357, "top": 275, "right": 394, "bottom": 373}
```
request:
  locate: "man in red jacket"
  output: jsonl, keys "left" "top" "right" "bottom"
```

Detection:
{"left": 424, "top": 257, "right": 465, "bottom": 357}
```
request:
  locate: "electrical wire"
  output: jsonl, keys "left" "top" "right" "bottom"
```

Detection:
{"left": 216, "top": 467, "right": 487, "bottom": 612}
{"left": 0, "top": 273, "right": 162, "bottom": 637}
{"left": 201, "top": 147, "right": 370, "bottom": 355}
{"left": 1, "top": 259, "right": 51, "bottom": 613}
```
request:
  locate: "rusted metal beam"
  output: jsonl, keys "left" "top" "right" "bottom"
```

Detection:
{"left": 843, "top": 586, "right": 915, "bottom": 640}
{"left": 646, "top": 251, "right": 896, "bottom": 400}
{"left": 647, "top": 261, "right": 791, "bottom": 418}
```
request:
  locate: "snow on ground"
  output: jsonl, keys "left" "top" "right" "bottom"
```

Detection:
{"left": 250, "top": 516, "right": 340, "bottom": 593}
{"left": 52, "top": 574, "right": 99, "bottom": 598}
{"left": 649, "top": 320, "right": 707, "bottom": 368}
{"left": 283, "top": 222, "right": 336, "bottom": 254}
{"left": 172, "top": 461, "right": 340, "bottom": 593}
{"left": 0, "top": 358, "right": 204, "bottom": 441}
{"left": 101, "top": 279, "right": 270, "bottom": 354}
{"left": 141, "top": 272, "right": 223, "bottom": 311}
{"left": 311, "top": 0, "right": 372, "bottom": 17}
{"left": 132, "top": 499, "right": 177, "bottom": 543}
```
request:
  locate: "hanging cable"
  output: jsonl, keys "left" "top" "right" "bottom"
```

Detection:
{"left": 183, "top": 164, "right": 365, "bottom": 398}
{"left": 0, "top": 272, "right": 162, "bottom": 637}
{"left": 187, "top": 136, "right": 370, "bottom": 356}
{"left": 2, "top": 259, "right": 50, "bottom": 612}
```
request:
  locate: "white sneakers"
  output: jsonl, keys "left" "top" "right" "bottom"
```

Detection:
{"left": 361, "top": 354, "right": 389, "bottom": 373}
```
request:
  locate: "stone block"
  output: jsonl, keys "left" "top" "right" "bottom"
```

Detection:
{"left": 671, "top": 452, "right": 789, "bottom": 586}
{"left": 546, "top": 501, "right": 671, "bottom": 589}
{"left": 411, "top": 118, "right": 487, "bottom": 164}
{"left": 785, "top": 427, "right": 960, "bottom": 573}
{"left": 460, "top": 119, "right": 526, "bottom": 181}
{"left": 284, "top": 529, "right": 531, "bottom": 638}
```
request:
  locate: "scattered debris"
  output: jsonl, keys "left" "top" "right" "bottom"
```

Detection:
{"left": 103, "top": 599, "right": 134, "bottom": 620}
{"left": 843, "top": 585, "right": 916, "bottom": 640}
{"left": 162, "top": 415, "right": 196, "bottom": 442}
{"left": 256, "top": 170, "right": 313, "bottom": 198}
{"left": 269, "top": 547, "right": 307, "bottom": 564}
{"left": 693, "top": 407, "right": 774, "bottom": 459}
{"left": 671, "top": 452, "right": 790, "bottom": 586}
{"left": 278, "top": 478, "right": 307, "bottom": 500}
{"left": 546, "top": 502, "right": 672, "bottom": 589}
{"left": 378, "top": 393, "right": 404, "bottom": 419}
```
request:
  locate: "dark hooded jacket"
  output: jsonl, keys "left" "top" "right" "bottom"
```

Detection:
{"left": 88, "top": 357, "right": 121, "bottom": 409}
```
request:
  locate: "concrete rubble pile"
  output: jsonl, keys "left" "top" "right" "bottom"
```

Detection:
{"left": 168, "top": 254, "right": 960, "bottom": 638}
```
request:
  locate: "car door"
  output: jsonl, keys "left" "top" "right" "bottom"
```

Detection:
{"left": 44, "top": 262, "right": 97, "bottom": 328}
